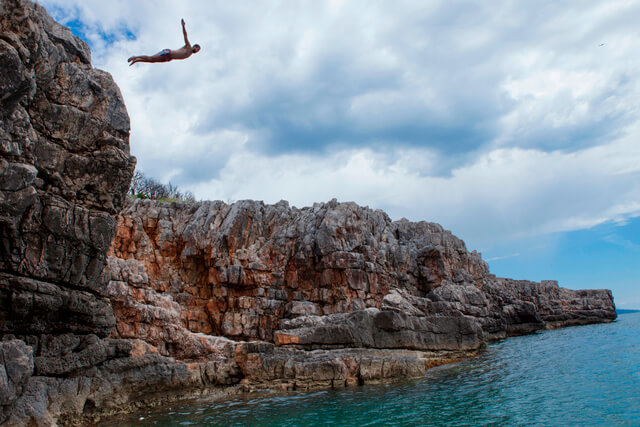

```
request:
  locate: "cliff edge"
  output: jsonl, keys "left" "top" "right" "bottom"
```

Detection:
{"left": 108, "top": 198, "right": 615, "bottom": 370}
{"left": 0, "top": 0, "right": 138, "bottom": 424}
{"left": 0, "top": 1, "right": 616, "bottom": 425}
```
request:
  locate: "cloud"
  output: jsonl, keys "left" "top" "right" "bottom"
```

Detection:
{"left": 188, "top": 127, "right": 640, "bottom": 248}
{"left": 39, "top": 0, "right": 640, "bottom": 250}
{"left": 486, "top": 253, "right": 521, "bottom": 262}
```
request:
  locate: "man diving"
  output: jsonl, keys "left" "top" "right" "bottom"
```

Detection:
{"left": 128, "top": 19, "right": 201, "bottom": 65}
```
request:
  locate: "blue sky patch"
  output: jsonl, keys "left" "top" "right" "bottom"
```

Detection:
{"left": 487, "top": 217, "right": 640, "bottom": 308}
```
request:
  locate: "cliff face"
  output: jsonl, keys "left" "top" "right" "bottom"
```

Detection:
{"left": 0, "top": 1, "right": 616, "bottom": 425}
{"left": 108, "top": 199, "right": 615, "bottom": 358}
{"left": 0, "top": 0, "right": 138, "bottom": 424}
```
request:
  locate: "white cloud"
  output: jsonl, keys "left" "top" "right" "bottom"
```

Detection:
{"left": 486, "top": 253, "right": 521, "bottom": 262}
{"left": 39, "top": 0, "right": 640, "bottom": 252}
{"left": 187, "top": 127, "right": 640, "bottom": 249}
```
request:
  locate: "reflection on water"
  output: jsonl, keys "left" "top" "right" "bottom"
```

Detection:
{"left": 108, "top": 313, "right": 640, "bottom": 426}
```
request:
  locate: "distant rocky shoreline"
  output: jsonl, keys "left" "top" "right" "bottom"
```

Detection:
{"left": 616, "top": 309, "right": 640, "bottom": 314}
{"left": 0, "top": 1, "right": 616, "bottom": 425}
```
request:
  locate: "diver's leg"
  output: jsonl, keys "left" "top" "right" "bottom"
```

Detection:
{"left": 129, "top": 50, "right": 171, "bottom": 65}
{"left": 129, "top": 55, "right": 161, "bottom": 65}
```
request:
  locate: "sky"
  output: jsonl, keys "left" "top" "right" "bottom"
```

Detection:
{"left": 40, "top": 0, "right": 640, "bottom": 308}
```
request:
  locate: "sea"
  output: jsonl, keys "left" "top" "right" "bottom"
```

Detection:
{"left": 111, "top": 312, "right": 640, "bottom": 426}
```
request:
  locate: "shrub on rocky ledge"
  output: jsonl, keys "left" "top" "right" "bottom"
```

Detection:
{"left": 129, "top": 171, "right": 196, "bottom": 203}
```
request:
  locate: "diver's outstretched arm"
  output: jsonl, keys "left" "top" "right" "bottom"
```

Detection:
{"left": 181, "top": 19, "right": 190, "bottom": 46}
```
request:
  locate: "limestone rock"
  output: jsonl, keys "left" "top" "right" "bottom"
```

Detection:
{"left": 108, "top": 198, "right": 615, "bottom": 358}
{"left": 0, "top": 340, "right": 33, "bottom": 421}
{"left": 0, "top": 0, "right": 135, "bottom": 424}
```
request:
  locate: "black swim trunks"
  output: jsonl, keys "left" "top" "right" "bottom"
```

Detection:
{"left": 156, "top": 48, "right": 172, "bottom": 61}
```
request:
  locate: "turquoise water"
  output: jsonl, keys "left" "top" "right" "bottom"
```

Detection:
{"left": 116, "top": 313, "right": 640, "bottom": 426}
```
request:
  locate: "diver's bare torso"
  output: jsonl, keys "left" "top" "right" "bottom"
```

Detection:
{"left": 168, "top": 45, "right": 194, "bottom": 60}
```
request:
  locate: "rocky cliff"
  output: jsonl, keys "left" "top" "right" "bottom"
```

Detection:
{"left": 107, "top": 199, "right": 615, "bottom": 358}
{"left": 0, "top": 1, "right": 616, "bottom": 425}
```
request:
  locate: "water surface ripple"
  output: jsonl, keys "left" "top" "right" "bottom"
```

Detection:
{"left": 113, "top": 313, "right": 640, "bottom": 426}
